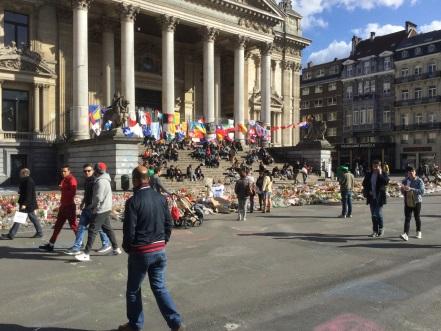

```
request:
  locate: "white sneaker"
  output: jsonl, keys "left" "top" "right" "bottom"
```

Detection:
{"left": 416, "top": 231, "right": 422, "bottom": 239}
{"left": 97, "top": 245, "right": 112, "bottom": 254}
{"left": 400, "top": 233, "right": 409, "bottom": 241}
{"left": 369, "top": 232, "right": 378, "bottom": 238}
{"left": 113, "top": 248, "right": 122, "bottom": 255}
{"left": 75, "top": 252, "right": 90, "bottom": 262}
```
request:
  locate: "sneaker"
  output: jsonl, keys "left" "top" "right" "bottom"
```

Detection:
{"left": 378, "top": 229, "right": 384, "bottom": 237}
{"left": 32, "top": 233, "right": 43, "bottom": 238}
{"left": 113, "top": 248, "right": 122, "bottom": 255}
{"left": 400, "top": 233, "right": 409, "bottom": 241}
{"left": 171, "top": 324, "right": 186, "bottom": 331}
{"left": 0, "top": 234, "right": 13, "bottom": 240}
{"left": 369, "top": 232, "right": 378, "bottom": 238}
{"left": 243, "top": 217, "right": 247, "bottom": 221}
{"left": 75, "top": 252, "right": 90, "bottom": 262}
{"left": 117, "top": 323, "right": 138, "bottom": 331}
{"left": 97, "top": 245, "right": 112, "bottom": 254}
{"left": 347, "top": 215, "right": 352, "bottom": 218}
{"left": 64, "top": 248, "right": 81, "bottom": 256}
{"left": 39, "top": 243, "right": 54, "bottom": 252}
{"left": 338, "top": 214, "right": 346, "bottom": 218}
{"left": 416, "top": 231, "right": 422, "bottom": 239}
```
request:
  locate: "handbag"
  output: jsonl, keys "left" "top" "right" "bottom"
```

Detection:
{"left": 170, "top": 200, "right": 181, "bottom": 221}
{"left": 406, "top": 190, "right": 416, "bottom": 208}
{"left": 13, "top": 211, "right": 28, "bottom": 224}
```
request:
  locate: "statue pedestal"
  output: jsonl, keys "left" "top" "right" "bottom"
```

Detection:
{"left": 57, "top": 135, "right": 142, "bottom": 190}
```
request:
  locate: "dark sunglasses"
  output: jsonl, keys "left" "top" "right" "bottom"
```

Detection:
{"left": 83, "top": 169, "right": 93, "bottom": 173}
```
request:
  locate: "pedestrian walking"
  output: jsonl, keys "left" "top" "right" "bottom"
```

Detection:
{"left": 117, "top": 166, "right": 183, "bottom": 331}
{"left": 362, "top": 160, "right": 390, "bottom": 238}
{"left": 382, "top": 162, "right": 390, "bottom": 176}
{"left": 256, "top": 171, "right": 265, "bottom": 211}
{"left": 1, "top": 168, "right": 43, "bottom": 240}
{"left": 235, "top": 170, "right": 251, "bottom": 221}
{"left": 64, "top": 164, "right": 110, "bottom": 255}
{"left": 75, "top": 163, "right": 121, "bottom": 261}
{"left": 246, "top": 168, "right": 256, "bottom": 213}
{"left": 400, "top": 166, "right": 425, "bottom": 241}
{"left": 151, "top": 167, "right": 171, "bottom": 195}
{"left": 262, "top": 170, "right": 273, "bottom": 213}
{"left": 39, "top": 165, "right": 78, "bottom": 252}
{"left": 300, "top": 164, "right": 308, "bottom": 184}
{"left": 337, "top": 166, "right": 354, "bottom": 218}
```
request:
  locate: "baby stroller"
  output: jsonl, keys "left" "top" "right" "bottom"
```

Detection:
{"left": 171, "top": 196, "right": 204, "bottom": 228}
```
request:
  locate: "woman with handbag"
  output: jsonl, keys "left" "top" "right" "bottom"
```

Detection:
{"left": 400, "top": 166, "right": 425, "bottom": 241}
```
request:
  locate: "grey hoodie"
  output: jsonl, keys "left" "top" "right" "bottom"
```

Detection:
{"left": 91, "top": 173, "right": 112, "bottom": 214}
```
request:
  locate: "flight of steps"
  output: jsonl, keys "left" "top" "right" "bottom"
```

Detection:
{"left": 138, "top": 145, "right": 291, "bottom": 192}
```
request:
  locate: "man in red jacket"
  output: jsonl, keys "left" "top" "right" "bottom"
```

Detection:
{"left": 40, "top": 165, "right": 78, "bottom": 252}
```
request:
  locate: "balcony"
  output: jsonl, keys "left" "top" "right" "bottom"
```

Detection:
{"left": 0, "top": 131, "right": 56, "bottom": 143}
{"left": 353, "top": 92, "right": 376, "bottom": 101}
{"left": 395, "top": 70, "right": 441, "bottom": 84}
{"left": 394, "top": 122, "right": 441, "bottom": 131}
{"left": 395, "top": 96, "right": 441, "bottom": 107}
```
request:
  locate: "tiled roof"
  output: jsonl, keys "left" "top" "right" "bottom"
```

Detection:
{"left": 396, "top": 29, "right": 441, "bottom": 49}
{"left": 351, "top": 30, "right": 409, "bottom": 59}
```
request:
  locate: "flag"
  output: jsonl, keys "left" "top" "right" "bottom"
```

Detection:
{"left": 238, "top": 123, "right": 248, "bottom": 134}
{"left": 88, "top": 105, "right": 101, "bottom": 124}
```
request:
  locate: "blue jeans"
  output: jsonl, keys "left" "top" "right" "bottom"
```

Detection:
{"left": 126, "top": 250, "right": 181, "bottom": 330}
{"left": 72, "top": 209, "right": 109, "bottom": 250}
{"left": 341, "top": 191, "right": 352, "bottom": 216}
{"left": 369, "top": 199, "right": 384, "bottom": 233}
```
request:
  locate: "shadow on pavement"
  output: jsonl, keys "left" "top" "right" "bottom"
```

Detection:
{"left": 238, "top": 232, "right": 367, "bottom": 243}
{"left": 340, "top": 242, "right": 441, "bottom": 249}
{"left": 256, "top": 215, "right": 340, "bottom": 219}
{"left": 0, "top": 246, "right": 73, "bottom": 261}
{"left": 421, "top": 214, "right": 441, "bottom": 218}
{"left": 0, "top": 325, "right": 104, "bottom": 331}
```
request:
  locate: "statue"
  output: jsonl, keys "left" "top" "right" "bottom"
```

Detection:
{"left": 303, "top": 115, "right": 327, "bottom": 141}
{"left": 102, "top": 91, "right": 129, "bottom": 130}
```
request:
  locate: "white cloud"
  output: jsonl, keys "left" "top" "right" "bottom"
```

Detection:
{"left": 352, "top": 23, "right": 403, "bottom": 38}
{"left": 419, "top": 20, "right": 441, "bottom": 33}
{"left": 307, "top": 40, "right": 351, "bottom": 65}
{"left": 291, "top": 0, "right": 414, "bottom": 30}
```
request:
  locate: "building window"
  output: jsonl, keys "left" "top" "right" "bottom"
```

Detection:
{"left": 414, "top": 133, "right": 423, "bottom": 144}
{"left": 346, "top": 86, "right": 353, "bottom": 98}
{"left": 315, "top": 114, "right": 322, "bottom": 121}
{"left": 428, "top": 86, "right": 437, "bottom": 98}
{"left": 328, "top": 112, "right": 337, "bottom": 121}
{"left": 367, "top": 108, "right": 373, "bottom": 124}
{"left": 428, "top": 132, "right": 437, "bottom": 143}
{"left": 347, "top": 65, "right": 353, "bottom": 77}
{"left": 401, "top": 133, "right": 409, "bottom": 144}
{"left": 414, "top": 66, "right": 422, "bottom": 75}
{"left": 428, "top": 112, "right": 436, "bottom": 124}
{"left": 364, "top": 61, "right": 370, "bottom": 74}
{"left": 383, "top": 110, "right": 391, "bottom": 124}
{"left": 428, "top": 44, "right": 436, "bottom": 53}
{"left": 415, "top": 47, "right": 422, "bottom": 55}
{"left": 428, "top": 63, "right": 437, "bottom": 73}
{"left": 314, "top": 99, "right": 323, "bottom": 107}
{"left": 327, "top": 127, "right": 337, "bottom": 136}
{"left": 401, "top": 50, "right": 409, "bottom": 59}
{"left": 302, "top": 87, "right": 310, "bottom": 96}
{"left": 416, "top": 113, "right": 423, "bottom": 125}
{"left": 401, "top": 90, "right": 409, "bottom": 100}
{"left": 401, "top": 68, "right": 409, "bottom": 77}
{"left": 364, "top": 81, "right": 370, "bottom": 94}
{"left": 370, "top": 80, "right": 376, "bottom": 93}
{"left": 353, "top": 110, "right": 359, "bottom": 125}
{"left": 415, "top": 88, "right": 422, "bottom": 99}
{"left": 384, "top": 57, "right": 391, "bottom": 70}
{"left": 401, "top": 114, "right": 409, "bottom": 126}
{"left": 327, "top": 97, "right": 337, "bottom": 106}
{"left": 358, "top": 81, "right": 363, "bottom": 95}
{"left": 315, "top": 85, "right": 323, "bottom": 94}
{"left": 317, "top": 69, "right": 325, "bottom": 77}
{"left": 304, "top": 72, "right": 312, "bottom": 80}
{"left": 328, "top": 82, "right": 336, "bottom": 91}
{"left": 2, "top": 89, "right": 29, "bottom": 132}
{"left": 360, "top": 109, "right": 367, "bottom": 125}
{"left": 301, "top": 101, "right": 310, "bottom": 109}
{"left": 4, "top": 11, "right": 29, "bottom": 48}
{"left": 345, "top": 114, "right": 352, "bottom": 127}
{"left": 383, "top": 82, "right": 391, "bottom": 96}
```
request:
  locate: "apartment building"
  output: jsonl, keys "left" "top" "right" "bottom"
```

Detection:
{"left": 394, "top": 29, "right": 441, "bottom": 169}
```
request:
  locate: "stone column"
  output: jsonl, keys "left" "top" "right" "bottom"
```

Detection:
{"left": 42, "top": 85, "right": 50, "bottom": 133}
{"left": 0, "top": 81, "right": 4, "bottom": 131}
{"left": 260, "top": 42, "right": 272, "bottom": 129}
{"left": 120, "top": 4, "right": 139, "bottom": 117}
{"left": 234, "top": 35, "right": 247, "bottom": 140}
{"left": 160, "top": 15, "right": 178, "bottom": 134}
{"left": 102, "top": 19, "right": 115, "bottom": 106}
{"left": 282, "top": 60, "right": 293, "bottom": 146}
{"left": 33, "top": 84, "right": 41, "bottom": 133}
{"left": 72, "top": 0, "right": 91, "bottom": 140}
{"left": 292, "top": 62, "right": 301, "bottom": 145}
{"left": 214, "top": 53, "right": 221, "bottom": 124}
{"left": 202, "top": 27, "right": 217, "bottom": 125}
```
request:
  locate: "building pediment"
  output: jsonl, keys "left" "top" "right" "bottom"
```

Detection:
{"left": 0, "top": 45, "right": 56, "bottom": 77}
{"left": 250, "top": 90, "right": 284, "bottom": 111}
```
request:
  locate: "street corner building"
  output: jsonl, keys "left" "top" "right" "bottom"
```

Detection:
{"left": 0, "top": 0, "right": 310, "bottom": 185}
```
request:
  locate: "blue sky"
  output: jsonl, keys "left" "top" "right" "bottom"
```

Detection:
{"left": 289, "top": 0, "right": 441, "bottom": 65}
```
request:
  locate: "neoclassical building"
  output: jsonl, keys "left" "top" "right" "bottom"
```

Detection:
{"left": 0, "top": 0, "right": 309, "bottom": 184}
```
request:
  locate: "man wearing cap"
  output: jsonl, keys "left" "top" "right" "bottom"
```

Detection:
{"left": 75, "top": 162, "right": 121, "bottom": 261}
{"left": 400, "top": 166, "right": 425, "bottom": 241}
{"left": 338, "top": 165, "right": 354, "bottom": 218}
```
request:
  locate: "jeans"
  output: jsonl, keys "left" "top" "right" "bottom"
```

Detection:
{"left": 84, "top": 211, "right": 118, "bottom": 254}
{"left": 127, "top": 250, "right": 182, "bottom": 330}
{"left": 341, "top": 191, "right": 353, "bottom": 216}
{"left": 369, "top": 199, "right": 384, "bottom": 233}
{"left": 257, "top": 193, "right": 264, "bottom": 210}
{"left": 404, "top": 202, "right": 422, "bottom": 234}
{"left": 9, "top": 211, "right": 43, "bottom": 238}
{"left": 72, "top": 209, "right": 109, "bottom": 250}
{"left": 249, "top": 194, "right": 255, "bottom": 212}
{"left": 237, "top": 197, "right": 249, "bottom": 220}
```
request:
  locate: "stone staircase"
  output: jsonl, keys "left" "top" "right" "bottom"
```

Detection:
{"left": 138, "top": 145, "right": 291, "bottom": 192}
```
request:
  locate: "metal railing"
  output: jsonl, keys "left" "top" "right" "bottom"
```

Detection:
{"left": 394, "top": 122, "right": 441, "bottom": 131}
{"left": 395, "top": 70, "right": 441, "bottom": 84}
{"left": 395, "top": 96, "right": 441, "bottom": 107}
{"left": 0, "top": 131, "right": 56, "bottom": 142}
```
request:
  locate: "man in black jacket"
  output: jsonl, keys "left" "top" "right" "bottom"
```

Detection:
{"left": 117, "top": 166, "right": 183, "bottom": 331}
{"left": 362, "top": 160, "right": 390, "bottom": 238}
{"left": 1, "top": 168, "right": 43, "bottom": 239}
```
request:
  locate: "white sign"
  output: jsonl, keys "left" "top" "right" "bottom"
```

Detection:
{"left": 13, "top": 211, "right": 28, "bottom": 224}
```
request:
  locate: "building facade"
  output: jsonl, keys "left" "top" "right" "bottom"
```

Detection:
{"left": 393, "top": 29, "right": 441, "bottom": 169}
{"left": 340, "top": 22, "right": 417, "bottom": 169}
{"left": 0, "top": 0, "right": 310, "bottom": 184}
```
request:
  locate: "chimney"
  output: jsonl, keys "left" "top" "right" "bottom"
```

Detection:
{"left": 351, "top": 35, "right": 361, "bottom": 55}
{"left": 405, "top": 21, "right": 417, "bottom": 33}
{"left": 307, "top": 61, "right": 313, "bottom": 68}
{"left": 370, "top": 32, "right": 375, "bottom": 40}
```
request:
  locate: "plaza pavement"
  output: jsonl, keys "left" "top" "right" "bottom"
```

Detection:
{"left": 0, "top": 194, "right": 441, "bottom": 331}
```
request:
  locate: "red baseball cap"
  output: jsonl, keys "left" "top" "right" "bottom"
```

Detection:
{"left": 94, "top": 162, "right": 107, "bottom": 174}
